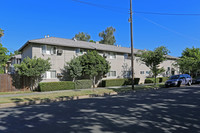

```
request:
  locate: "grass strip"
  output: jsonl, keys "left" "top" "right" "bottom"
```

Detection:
{"left": 0, "top": 84, "right": 164, "bottom": 104}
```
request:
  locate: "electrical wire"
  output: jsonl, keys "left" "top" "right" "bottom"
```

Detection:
{"left": 71, "top": 0, "right": 129, "bottom": 15}
{"left": 134, "top": 11, "right": 200, "bottom": 16}
{"left": 136, "top": 14, "right": 200, "bottom": 42}
{"left": 71, "top": 0, "right": 200, "bottom": 16}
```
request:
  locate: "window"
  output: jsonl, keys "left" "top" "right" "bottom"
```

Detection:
{"left": 43, "top": 70, "right": 57, "bottom": 79}
{"left": 105, "top": 52, "right": 115, "bottom": 59}
{"left": 124, "top": 71, "right": 131, "bottom": 78}
{"left": 107, "top": 71, "right": 116, "bottom": 77}
{"left": 168, "top": 67, "right": 170, "bottom": 71}
{"left": 146, "top": 71, "right": 150, "bottom": 74}
{"left": 109, "top": 52, "right": 116, "bottom": 59}
{"left": 124, "top": 54, "right": 128, "bottom": 59}
{"left": 76, "top": 48, "right": 86, "bottom": 55}
{"left": 140, "top": 71, "right": 145, "bottom": 75}
{"left": 42, "top": 45, "right": 57, "bottom": 55}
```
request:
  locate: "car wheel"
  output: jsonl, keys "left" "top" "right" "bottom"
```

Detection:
{"left": 165, "top": 85, "right": 169, "bottom": 88}
{"left": 177, "top": 82, "right": 181, "bottom": 87}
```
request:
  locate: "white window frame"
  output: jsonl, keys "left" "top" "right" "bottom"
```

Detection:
{"left": 124, "top": 54, "right": 128, "bottom": 59}
{"left": 124, "top": 71, "right": 131, "bottom": 78}
{"left": 76, "top": 48, "right": 86, "bottom": 55}
{"left": 41, "top": 45, "right": 57, "bottom": 55}
{"left": 146, "top": 71, "right": 150, "bottom": 75}
{"left": 107, "top": 52, "right": 116, "bottom": 59}
{"left": 140, "top": 71, "right": 145, "bottom": 75}
{"left": 43, "top": 70, "right": 57, "bottom": 79}
{"left": 107, "top": 71, "right": 117, "bottom": 77}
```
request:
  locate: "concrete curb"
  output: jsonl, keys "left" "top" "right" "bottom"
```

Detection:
{"left": 0, "top": 92, "right": 118, "bottom": 109}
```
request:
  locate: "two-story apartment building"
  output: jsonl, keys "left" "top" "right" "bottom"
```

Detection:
{"left": 5, "top": 54, "right": 21, "bottom": 74}
{"left": 18, "top": 37, "right": 179, "bottom": 83}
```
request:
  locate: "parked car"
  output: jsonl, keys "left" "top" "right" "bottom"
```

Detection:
{"left": 192, "top": 76, "right": 200, "bottom": 84}
{"left": 165, "top": 74, "right": 192, "bottom": 87}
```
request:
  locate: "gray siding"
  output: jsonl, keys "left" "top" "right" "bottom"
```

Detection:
{"left": 21, "top": 44, "right": 32, "bottom": 60}
{"left": 25, "top": 43, "right": 179, "bottom": 83}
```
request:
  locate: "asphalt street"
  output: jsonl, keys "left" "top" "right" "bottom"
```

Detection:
{"left": 0, "top": 85, "right": 200, "bottom": 133}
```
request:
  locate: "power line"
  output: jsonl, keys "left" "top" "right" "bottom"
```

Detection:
{"left": 136, "top": 14, "right": 200, "bottom": 42}
{"left": 71, "top": 0, "right": 129, "bottom": 15}
{"left": 71, "top": 0, "right": 200, "bottom": 16}
{"left": 134, "top": 11, "right": 200, "bottom": 16}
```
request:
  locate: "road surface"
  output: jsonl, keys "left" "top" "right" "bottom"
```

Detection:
{"left": 0, "top": 85, "right": 200, "bottom": 133}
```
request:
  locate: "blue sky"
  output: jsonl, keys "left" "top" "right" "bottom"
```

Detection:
{"left": 1, "top": 0, "right": 200, "bottom": 57}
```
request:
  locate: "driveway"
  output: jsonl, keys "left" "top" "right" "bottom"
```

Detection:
{"left": 0, "top": 85, "right": 200, "bottom": 133}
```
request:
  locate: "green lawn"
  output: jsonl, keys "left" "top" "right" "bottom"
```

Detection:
{"left": 0, "top": 91, "right": 32, "bottom": 95}
{"left": 0, "top": 84, "right": 165, "bottom": 105}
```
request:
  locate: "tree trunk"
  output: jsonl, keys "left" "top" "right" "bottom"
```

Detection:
{"left": 30, "top": 78, "right": 33, "bottom": 91}
{"left": 92, "top": 76, "right": 96, "bottom": 91}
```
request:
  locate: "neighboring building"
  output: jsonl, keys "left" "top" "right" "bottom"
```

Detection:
{"left": 18, "top": 37, "right": 179, "bottom": 83}
{"left": 5, "top": 54, "right": 21, "bottom": 74}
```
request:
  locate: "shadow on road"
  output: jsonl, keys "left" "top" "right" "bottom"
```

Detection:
{"left": 0, "top": 86, "right": 200, "bottom": 133}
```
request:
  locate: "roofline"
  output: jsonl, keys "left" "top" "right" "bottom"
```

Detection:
{"left": 18, "top": 41, "right": 29, "bottom": 52}
{"left": 18, "top": 37, "right": 179, "bottom": 60}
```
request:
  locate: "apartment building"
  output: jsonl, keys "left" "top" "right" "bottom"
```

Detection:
{"left": 18, "top": 37, "right": 179, "bottom": 83}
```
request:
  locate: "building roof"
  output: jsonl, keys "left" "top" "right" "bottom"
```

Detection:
{"left": 19, "top": 37, "right": 178, "bottom": 60}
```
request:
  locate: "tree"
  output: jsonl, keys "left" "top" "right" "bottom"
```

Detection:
{"left": 177, "top": 47, "right": 200, "bottom": 77}
{"left": 139, "top": 46, "right": 170, "bottom": 84}
{"left": 73, "top": 32, "right": 91, "bottom": 42}
{"left": 0, "top": 43, "right": 9, "bottom": 73}
{"left": 0, "top": 28, "right": 4, "bottom": 38}
{"left": 99, "top": 27, "right": 116, "bottom": 45}
{"left": 79, "top": 50, "right": 110, "bottom": 88}
{"left": 14, "top": 57, "right": 51, "bottom": 90}
{"left": 65, "top": 57, "right": 82, "bottom": 82}
{"left": 89, "top": 40, "right": 96, "bottom": 43}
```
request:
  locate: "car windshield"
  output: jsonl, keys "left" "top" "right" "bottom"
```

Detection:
{"left": 170, "top": 75, "right": 180, "bottom": 80}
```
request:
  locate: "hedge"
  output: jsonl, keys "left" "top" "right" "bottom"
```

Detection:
{"left": 38, "top": 81, "right": 75, "bottom": 92}
{"left": 144, "top": 77, "right": 169, "bottom": 84}
{"left": 75, "top": 80, "right": 92, "bottom": 89}
{"left": 102, "top": 78, "right": 140, "bottom": 87}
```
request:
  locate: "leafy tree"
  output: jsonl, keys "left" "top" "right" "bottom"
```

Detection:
{"left": 99, "top": 27, "right": 116, "bottom": 45}
{"left": 65, "top": 57, "right": 82, "bottom": 82}
{"left": 14, "top": 57, "right": 51, "bottom": 90}
{"left": 73, "top": 32, "right": 91, "bottom": 42}
{"left": 0, "top": 28, "right": 11, "bottom": 73}
{"left": 139, "top": 46, "right": 170, "bottom": 84}
{"left": 13, "top": 50, "right": 21, "bottom": 55}
{"left": 0, "top": 28, "right": 4, "bottom": 38}
{"left": 79, "top": 50, "right": 110, "bottom": 88}
{"left": 89, "top": 40, "right": 96, "bottom": 43}
{"left": 0, "top": 43, "right": 9, "bottom": 73}
{"left": 177, "top": 47, "right": 200, "bottom": 77}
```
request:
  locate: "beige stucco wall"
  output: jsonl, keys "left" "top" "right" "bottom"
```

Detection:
{"left": 27, "top": 43, "right": 178, "bottom": 84}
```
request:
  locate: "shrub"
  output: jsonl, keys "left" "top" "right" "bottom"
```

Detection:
{"left": 145, "top": 77, "right": 169, "bottom": 84}
{"left": 38, "top": 81, "right": 75, "bottom": 92}
{"left": 159, "top": 77, "right": 169, "bottom": 83}
{"left": 102, "top": 78, "right": 140, "bottom": 87}
{"left": 75, "top": 80, "right": 92, "bottom": 89}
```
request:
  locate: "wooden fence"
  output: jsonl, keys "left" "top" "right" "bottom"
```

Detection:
{"left": 0, "top": 74, "right": 28, "bottom": 92}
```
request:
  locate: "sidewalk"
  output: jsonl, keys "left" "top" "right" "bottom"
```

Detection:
{"left": 0, "top": 83, "right": 158, "bottom": 98}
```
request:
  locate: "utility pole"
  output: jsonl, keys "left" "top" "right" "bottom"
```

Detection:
{"left": 129, "top": 0, "right": 134, "bottom": 90}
